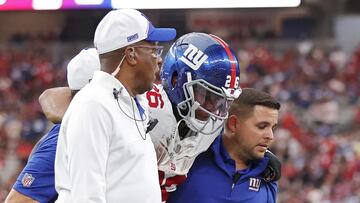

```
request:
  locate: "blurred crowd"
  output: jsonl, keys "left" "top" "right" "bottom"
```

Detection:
{"left": 0, "top": 42, "right": 68, "bottom": 200}
{"left": 0, "top": 39, "right": 359, "bottom": 202}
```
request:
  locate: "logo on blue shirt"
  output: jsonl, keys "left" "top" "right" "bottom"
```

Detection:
{"left": 21, "top": 173, "right": 35, "bottom": 187}
{"left": 249, "top": 177, "right": 261, "bottom": 191}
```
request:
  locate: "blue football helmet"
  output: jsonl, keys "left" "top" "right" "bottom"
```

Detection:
{"left": 161, "top": 32, "right": 242, "bottom": 134}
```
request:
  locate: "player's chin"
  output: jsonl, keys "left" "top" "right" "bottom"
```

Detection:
{"left": 253, "top": 147, "right": 267, "bottom": 159}
{"left": 195, "top": 110, "right": 210, "bottom": 121}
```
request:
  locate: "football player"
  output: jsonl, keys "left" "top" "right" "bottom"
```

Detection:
{"left": 147, "top": 33, "right": 280, "bottom": 201}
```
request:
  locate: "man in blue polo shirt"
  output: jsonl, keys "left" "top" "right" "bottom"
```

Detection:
{"left": 168, "top": 88, "right": 280, "bottom": 203}
{"left": 4, "top": 48, "right": 100, "bottom": 203}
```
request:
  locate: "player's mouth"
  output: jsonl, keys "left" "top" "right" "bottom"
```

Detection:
{"left": 256, "top": 144, "right": 268, "bottom": 152}
{"left": 195, "top": 109, "right": 210, "bottom": 121}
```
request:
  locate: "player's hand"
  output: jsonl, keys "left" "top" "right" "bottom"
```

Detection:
{"left": 262, "top": 150, "right": 281, "bottom": 182}
{"left": 158, "top": 171, "right": 187, "bottom": 202}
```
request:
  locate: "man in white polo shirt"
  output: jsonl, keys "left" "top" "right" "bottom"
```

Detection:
{"left": 54, "top": 9, "right": 176, "bottom": 203}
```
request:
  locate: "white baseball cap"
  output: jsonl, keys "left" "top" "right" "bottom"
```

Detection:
{"left": 67, "top": 48, "right": 100, "bottom": 90}
{"left": 94, "top": 9, "right": 176, "bottom": 54}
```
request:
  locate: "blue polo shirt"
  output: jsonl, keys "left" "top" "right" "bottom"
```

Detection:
{"left": 13, "top": 124, "right": 60, "bottom": 203}
{"left": 168, "top": 136, "right": 277, "bottom": 203}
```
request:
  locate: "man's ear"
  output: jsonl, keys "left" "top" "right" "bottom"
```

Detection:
{"left": 125, "top": 47, "right": 137, "bottom": 65}
{"left": 226, "top": 115, "right": 238, "bottom": 133}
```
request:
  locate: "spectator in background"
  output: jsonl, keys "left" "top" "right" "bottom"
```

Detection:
{"left": 168, "top": 88, "right": 280, "bottom": 203}
{"left": 4, "top": 48, "right": 100, "bottom": 203}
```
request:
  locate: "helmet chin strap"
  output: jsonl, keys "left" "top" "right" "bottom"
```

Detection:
{"left": 111, "top": 55, "right": 126, "bottom": 77}
{"left": 187, "top": 100, "right": 213, "bottom": 133}
{"left": 190, "top": 101, "right": 200, "bottom": 117}
{"left": 185, "top": 114, "right": 222, "bottom": 135}
{"left": 183, "top": 72, "right": 208, "bottom": 133}
{"left": 179, "top": 72, "right": 225, "bottom": 135}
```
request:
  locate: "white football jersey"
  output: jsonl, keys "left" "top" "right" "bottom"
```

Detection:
{"left": 147, "top": 84, "right": 223, "bottom": 177}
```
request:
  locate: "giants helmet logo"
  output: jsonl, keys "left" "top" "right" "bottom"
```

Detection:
{"left": 179, "top": 44, "right": 208, "bottom": 70}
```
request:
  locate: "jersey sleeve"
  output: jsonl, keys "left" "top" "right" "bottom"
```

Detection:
{"left": 13, "top": 124, "right": 61, "bottom": 203}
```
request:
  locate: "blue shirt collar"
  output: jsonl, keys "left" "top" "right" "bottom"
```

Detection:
{"left": 133, "top": 97, "right": 145, "bottom": 119}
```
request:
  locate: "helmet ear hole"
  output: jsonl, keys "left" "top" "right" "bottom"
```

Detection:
{"left": 171, "top": 71, "right": 178, "bottom": 87}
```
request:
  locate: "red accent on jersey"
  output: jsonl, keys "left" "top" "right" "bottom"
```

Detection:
{"left": 147, "top": 85, "right": 164, "bottom": 108}
{"left": 153, "top": 84, "right": 160, "bottom": 92}
{"left": 209, "top": 34, "right": 237, "bottom": 89}
{"left": 158, "top": 170, "right": 187, "bottom": 202}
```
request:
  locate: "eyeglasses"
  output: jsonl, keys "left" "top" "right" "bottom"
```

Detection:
{"left": 132, "top": 45, "right": 164, "bottom": 58}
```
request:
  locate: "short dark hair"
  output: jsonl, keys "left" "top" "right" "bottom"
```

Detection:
{"left": 228, "top": 88, "right": 280, "bottom": 119}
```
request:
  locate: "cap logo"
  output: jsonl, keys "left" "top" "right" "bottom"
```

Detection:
{"left": 127, "top": 33, "right": 139, "bottom": 43}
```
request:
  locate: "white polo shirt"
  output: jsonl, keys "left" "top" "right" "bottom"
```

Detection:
{"left": 55, "top": 71, "right": 161, "bottom": 203}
